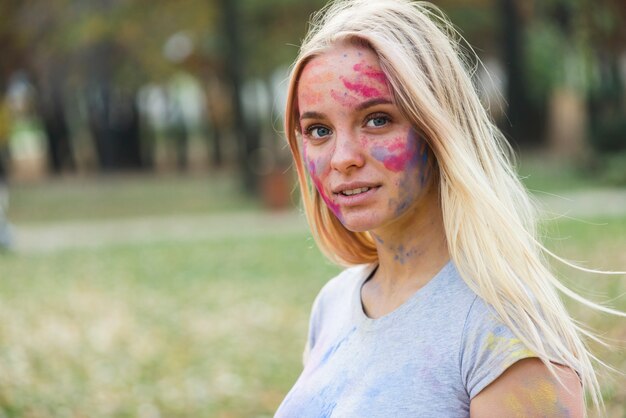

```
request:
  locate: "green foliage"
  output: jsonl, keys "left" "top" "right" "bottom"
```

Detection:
{"left": 239, "top": 0, "right": 328, "bottom": 78}
{"left": 524, "top": 21, "right": 567, "bottom": 103}
{"left": 590, "top": 152, "right": 626, "bottom": 186}
{"left": 591, "top": 115, "right": 626, "bottom": 154}
{"left": 524, "top": 21, "right": 596, "bottom": 104}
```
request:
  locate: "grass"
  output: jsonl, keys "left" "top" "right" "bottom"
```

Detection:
{"left": 1, "top": 162, "right": 625, "bottom": 417}
{"left": 6, "top": 172, "right": 260, "bottom": 224}
{"left": 1, "top": 216, "right": 625, "bottom": 417}
{"left": 516, "top": 151, "right": 626, "bottom": 193}
{"left": 1, "top": 233, "right": 340, "bottom": 417}
{"left": 516, "top": 153, "right": 598, "bottom": 193}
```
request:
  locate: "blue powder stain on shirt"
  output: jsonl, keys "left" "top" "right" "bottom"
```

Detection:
{"left": 319, "top": 326, "right": 357, "bottom": 366}
{"left": 277, "top": 327, "right": 358, "bottom": 417}
{"left": 278, "top": 372, "right": 349, "bottom": 418}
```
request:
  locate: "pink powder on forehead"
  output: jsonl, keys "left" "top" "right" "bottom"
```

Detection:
{"left": 330, "top": 89, "right": 359, "bottom": 107}
{"left": 341, "top": 79, "right": 382, "bottom": 98}
{"left": 299, "top": 90, "right": 323, "bottom": 106}
{"left": 353, "top": 63, "right": 388, "bottom": 85}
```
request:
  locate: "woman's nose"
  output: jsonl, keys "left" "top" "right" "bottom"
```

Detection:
{"left": 330, "top": 132, "right": 365, "bottom": 173}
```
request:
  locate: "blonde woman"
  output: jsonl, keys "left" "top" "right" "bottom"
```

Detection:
{"left": 276, "top": 0, "right": 621, "bottom": 416}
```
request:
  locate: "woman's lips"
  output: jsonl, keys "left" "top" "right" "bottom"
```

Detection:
{"left": 333, "top": 185, "right": 380, "bottom": 206}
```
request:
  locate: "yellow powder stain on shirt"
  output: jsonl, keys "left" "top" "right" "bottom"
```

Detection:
{"left": 484, "top": 333, "right": 535, "bottom": 361}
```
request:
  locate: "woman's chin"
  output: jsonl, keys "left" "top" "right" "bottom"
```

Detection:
{"left": 337, "top": 214, "right": 381, "bottom": 233}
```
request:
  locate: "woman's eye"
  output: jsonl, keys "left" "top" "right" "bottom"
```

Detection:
{"left": 366, "top": 115, "right": 390, "bottom": 128}
{"left": 307, "top": 126, "right": 332, "bottom": 139}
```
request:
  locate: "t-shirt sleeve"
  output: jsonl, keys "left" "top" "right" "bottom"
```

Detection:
{"left": 460, "top": 296, "right": 537, "bottom": 399}
{"left": 302, "top": 286, "right": 325, "bottom": 366}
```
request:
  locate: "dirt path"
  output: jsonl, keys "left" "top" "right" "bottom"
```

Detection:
{"left": 11, "top": 188, "right": 626, "bottom": 254}
{"left": 535, "top": 188, "right": 626, "bottom": 218}
{"left": 13, "top": 210, "right": 309, "bottom": 254}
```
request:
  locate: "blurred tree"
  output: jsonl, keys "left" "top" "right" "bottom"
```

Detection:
{"left": 522, "top": 0, "right": 626, "bottom": 153}
{"left": 0, "top": 0, "right": 328, "bottom": 181}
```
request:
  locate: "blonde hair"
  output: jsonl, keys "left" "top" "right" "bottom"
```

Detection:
{"left": 285, "top": 0, "right": 623, "bottom": 413}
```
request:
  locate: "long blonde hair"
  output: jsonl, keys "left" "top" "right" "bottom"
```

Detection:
{"left": 285, "top": 0, "right": 622, "bottom": 413}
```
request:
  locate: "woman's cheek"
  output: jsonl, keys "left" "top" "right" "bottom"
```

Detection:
{"left": 368, "top": 129, "right": 423, "bottom": 173}
{"left": 304, "top": 149, "right": 343, "bottom": 220}
{"left": 374, "top": 130, "right": 430, "bottom": 216}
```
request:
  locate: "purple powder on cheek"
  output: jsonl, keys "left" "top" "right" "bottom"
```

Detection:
{"left": 307, "top": 158, "right": 316, "bottom": 175}
{"left": 371, "top": 138, "right": 417, "bottom": 172}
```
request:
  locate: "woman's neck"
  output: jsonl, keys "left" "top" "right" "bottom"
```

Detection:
{"left": 369, "top": 187, "right": 450, "bottom": 297}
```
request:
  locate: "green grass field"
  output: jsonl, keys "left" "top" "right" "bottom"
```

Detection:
{"left": 6, "top": 173, "right": 260, "bottom": 224}
{"left": 1, "top": 165, "right": 625, "bottom": 417}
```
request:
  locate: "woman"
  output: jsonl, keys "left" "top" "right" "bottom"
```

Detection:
{"left": 276, "top": 0, "right": 620, "bottom": 416}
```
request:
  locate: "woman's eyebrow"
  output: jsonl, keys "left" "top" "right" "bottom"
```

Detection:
{"left": 300, "top": 111, "right": 325, "bottom": 121}
{"left": 355, "top": 97, "right": 393, "bottom": 111}
{"left": 300, "top": 98, "right": 393, "bottom": 121}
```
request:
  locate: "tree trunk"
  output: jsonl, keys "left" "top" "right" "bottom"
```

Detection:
{"left": 219, "top": 0, "right": 259, "bottom": 193}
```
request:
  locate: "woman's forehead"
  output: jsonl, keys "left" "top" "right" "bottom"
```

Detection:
{"left": 300, "top": 44, "right": 380, "bottom": 78}
{"left": 295, "top": 44, "right": 396, "bottom": 113}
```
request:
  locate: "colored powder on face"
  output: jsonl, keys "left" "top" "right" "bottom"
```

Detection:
{"left": 341, "top": 78, "right": 382, "bottom": 98}
{"left": 330, "top": 89, "right": 359, "bottom": 107}
{"left": 389, "top": 176, "right": 415, "bottom": 217}
{"left": 371, "top": 130, "right": 427, "bottom": 173}
{"left": 375, "top": 151, "right": 412, "bottom": 172}
{"left": 371, "top": 140, "right": 416, "bottom": 172}
{"left": 306, "top": 156, "right": 317, "bottom": 176}
{"left": 303, "top": 149, "right": 343, "bottom": 220}
{"left": 300, "top": 90, "right": 324, "bottom": 106}
{"left": 353, "top": 62, "right": 388, "bottom": 85}
{"left": 314, "top": 177, "right": 342, "bottom": 220}
{"left": 417, "top": 138, "right": 429, "bottom": 186}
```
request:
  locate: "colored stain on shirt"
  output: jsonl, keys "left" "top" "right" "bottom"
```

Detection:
{"left": 319, "top": 326, "right": 357, "bottom": 366}
{"left": 484, "top": 333, "right": 535, "bottom": 361}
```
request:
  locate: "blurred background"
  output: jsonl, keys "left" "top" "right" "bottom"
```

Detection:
{"left": 0, "top": 0, "right": 624, "bottom": 417}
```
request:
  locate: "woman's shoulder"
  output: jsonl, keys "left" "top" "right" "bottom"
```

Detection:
{"left": 316, "top": 263, "right": 376, "bottom": 303}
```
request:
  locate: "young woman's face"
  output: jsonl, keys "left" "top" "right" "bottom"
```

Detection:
{"left": 297, "top": 44, "right": 430, "bottom": 232}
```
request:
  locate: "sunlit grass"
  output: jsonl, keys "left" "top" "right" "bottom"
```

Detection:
{"left": 1, "top": 233, "right": 339, "bottom": 417}
{"left": 0, "top": 215, "right": 624, "bottom": 417}
{"left": 7, "top": 173, "right": 261, "bottom": 224}
{"left": 2, "top": 167, "right": 625, "bottom": 416}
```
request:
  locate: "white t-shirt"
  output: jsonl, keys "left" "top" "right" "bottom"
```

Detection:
{"left": 275, "top": 261, "right": 536, "bottom": 417}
